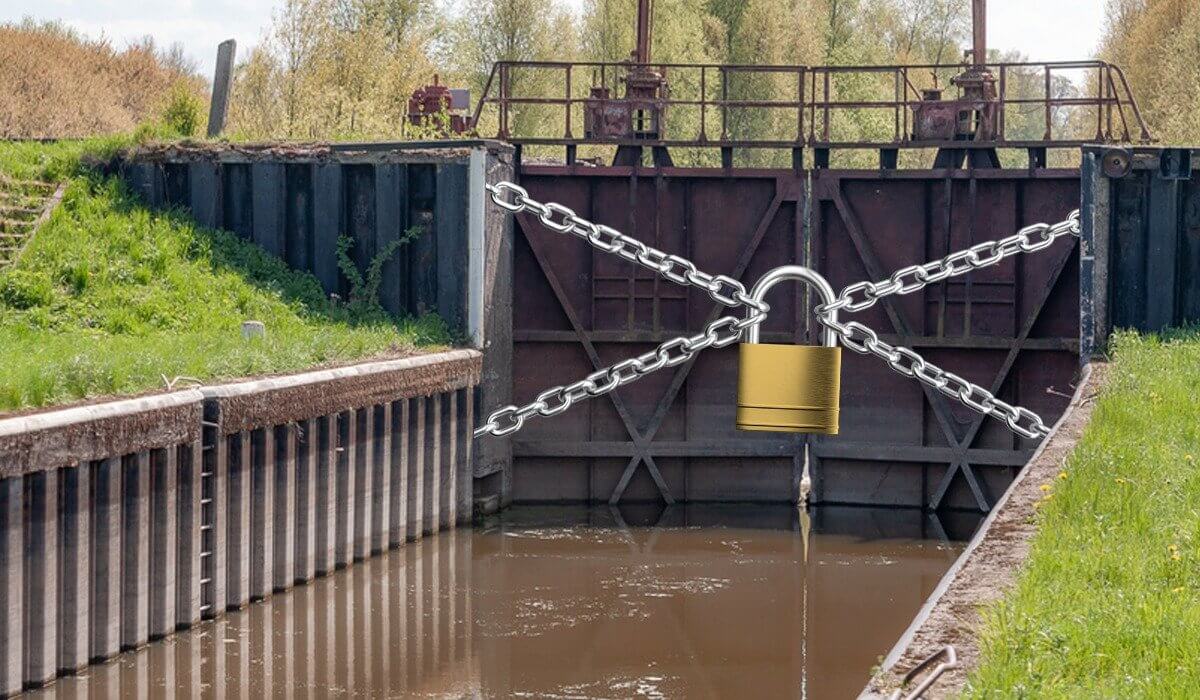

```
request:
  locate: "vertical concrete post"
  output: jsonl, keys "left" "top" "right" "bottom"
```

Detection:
{"left": 441, "top": 391, "right": 458, "bottom": 530}
{"left": 227, "top": 432, "right": 252, "bottom": 608}
{"left": 275, "top": 424, "right": 296, "bottom": 591}
{"left": 296, "top": 418, "right": 319, "bottom": 582}
{"left": 90, "top": 458, "right": 121, "bottom": 660}
{"left": 0, "top": 477, "right": 23, "bottom": 695}
{"left": 177, "top": 441, "right": 203, "bottom": 627}
{"left": 407, "top": 398, "right": 425, "bottom": 540}
{"left": 423, "top": 394, "right": 441, "bottom": 536}
{"left": 58, "top": 464, "right": 90, "bottom": 673}
{"left": 250, "top": 428, "right": 275, "bottom": 600}
{"left": 149, "top": 448, "right": 177, "bottom": 639}
{"left": 315, "top": 415, "right": 337, "bottom": 575}
{"left": 390, "top": 400, "right": 409, "bottom": 546}
{"left": 24, "top": 469, "right": 58, "bottom": 685}
{"left": 373, "top": 404, "right": 392, "bottom": 554}
{"left": 457, "top": 388, "right": 473, "bottom": 525}
{"left": 206, "top": 39, "right": 236, "bottom": 138}
{"left": 354, "top": 407, "right": 374, "bottom": 561}
{"left": 121, "top": 452, "right": 150, "bottom": 649}
{"left": 336, "top": 411, "right": 357, "bottom": 567}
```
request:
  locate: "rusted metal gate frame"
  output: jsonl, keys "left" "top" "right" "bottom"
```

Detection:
{"left": 810, "top": 170, "right": 1079, "bottom": 510}
{"left": 513, "top": 165, "right": 1078, "bottom": 510}
{"left": 513, "top": 167, "right": 806, "bottom": 504}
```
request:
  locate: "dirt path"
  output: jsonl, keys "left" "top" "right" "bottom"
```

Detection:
{"left": 862, "top": 363, "right": 1108, "bottom": 699}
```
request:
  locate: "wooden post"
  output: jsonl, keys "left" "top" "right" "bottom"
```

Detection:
{"left": 207, "top": 40, "right": 237, "bottom": 138}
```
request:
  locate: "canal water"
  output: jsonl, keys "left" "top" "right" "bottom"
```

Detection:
{"left": 30, "top": 505, "right": 978, "bottom": 699}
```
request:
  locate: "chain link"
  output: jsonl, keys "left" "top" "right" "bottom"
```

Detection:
{"left": 817, "top": 210, "right": 1080, "bottom": 316}
{"left": 473, "top": 312, "right": 764, "bottom": 438}
{"left": 477, "top": 180, "right": 1080, "bottom": 441}
{"left": 816, "top": 316, "right": 1050, "bottom": 439}
{"left": 486, "top": 181, "right": 769, "bottom": 315}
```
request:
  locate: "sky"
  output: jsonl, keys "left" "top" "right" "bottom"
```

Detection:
{"left": 0, "top": 0, "right": 1107, "bottom": 76}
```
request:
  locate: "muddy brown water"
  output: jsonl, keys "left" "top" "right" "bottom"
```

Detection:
{"left": 30, "top": 505, "right": 978, "bottom": 699}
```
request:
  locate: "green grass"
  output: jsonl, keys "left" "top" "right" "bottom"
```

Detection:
{"left": 965, "top": 330, "right": 1200, "bottom": 698}
{"left": 0, "top": 139, "right": 449, "bottom": 412}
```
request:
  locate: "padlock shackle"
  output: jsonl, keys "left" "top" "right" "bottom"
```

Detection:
{"left": 744, "top": 265, "right": 839, "bottom": 347}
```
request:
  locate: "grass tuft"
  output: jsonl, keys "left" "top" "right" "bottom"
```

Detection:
{"left": 0, "top": 140, "right": 449, "bottom": 412}
{"left": 965, "top": 329, "right": 1200, "bottom": 698}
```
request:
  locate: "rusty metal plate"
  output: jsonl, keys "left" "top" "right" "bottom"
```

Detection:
{"left": 509, "top": 164, "right": 1080, "bottom": 511}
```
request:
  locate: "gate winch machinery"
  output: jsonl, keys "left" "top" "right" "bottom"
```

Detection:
{"left": 474, "top": 181, "right": 1081, "bottom": 442}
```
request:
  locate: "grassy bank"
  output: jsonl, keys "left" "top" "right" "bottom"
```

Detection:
{"left": 966, "top": 331, "right": 1200, "bottom": 697}
{"left": 0, "top": 140, "right": 448, "bottom": 412}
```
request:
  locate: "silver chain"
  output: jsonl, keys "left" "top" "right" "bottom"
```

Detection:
{"left": 474, "top": 182, "right": 767, "bottom": 438}
{"left": 475, "top": 180, "right": 1080, "bottom": 441}
{"left": 484, "top": 182, "right": 770, "bottom": 315}
{"left": 817, "top": 212, "right": 1080, "bottom": 316}
{"left": 814, "top": 210, "right": 1080, "bottom": 440}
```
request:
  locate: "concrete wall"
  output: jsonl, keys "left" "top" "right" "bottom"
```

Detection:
{"left": 0, "top": 349, "right": 479, "bottom": 695}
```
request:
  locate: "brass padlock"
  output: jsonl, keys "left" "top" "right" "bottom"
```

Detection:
{"left": 736, "top": 266, "right": 842, "bottom": 435}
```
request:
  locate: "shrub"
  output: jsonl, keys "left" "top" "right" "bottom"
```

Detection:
{"left": 161, "top": 82, "right": 205, "bottom": 138}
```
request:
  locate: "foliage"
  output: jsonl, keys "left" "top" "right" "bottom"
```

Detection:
{"left": 966, "top": 330, "right": 1200, "bottom": 697}
{"left": 226, "top": 0, "right": 446, "bottom": 140}
{"left": 0, "top": 20, "right": 206, "bottom": 139}
{"left": 1100, "top": 0, "right": 1200, "bottom": 145}
{"left": 334, "top": 226, "right": 423, "bottom": 318}
{"left": 160, "top": 82, "right": 206, "bottom": 138}
{"left": 0, "top": 141, "right": 448, "bottom": 412}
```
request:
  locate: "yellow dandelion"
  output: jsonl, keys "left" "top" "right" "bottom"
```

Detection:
{"left": 1170, "top": 544, "right": 1179, "bottom": 553}
{"left": 1040, "top": 483, "right": 1052, "bottom": 492}
{"left": 1058, "top": 471, "right": 1068, "bottom": 480}
{"left": 1175, "top": 587, "right": 1186, "bottom": 593}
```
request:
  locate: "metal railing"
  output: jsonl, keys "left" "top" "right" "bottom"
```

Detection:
{"left": 471, "top": 59, "right": 1151, "bottom": 149}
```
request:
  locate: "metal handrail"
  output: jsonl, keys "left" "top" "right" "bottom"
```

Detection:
{"left": 471, "top": 59, "right": 1153, "bottom": 149}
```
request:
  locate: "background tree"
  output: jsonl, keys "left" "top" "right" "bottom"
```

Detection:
{"left": 1100, "top": 0, "right": 1200, "bottom": 144}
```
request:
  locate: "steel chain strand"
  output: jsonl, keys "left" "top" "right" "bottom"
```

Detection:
{"left": 817, "top": 315, "right": 1050, "bottom": 439}
{"left": 474, "top": 311, "right": 765, "bottom": 438}
{"left": 486, "top": 181, "right": 769, "bottom": 315}
{"left": 817, "top": 210, "right": 1081, "bottom": 316}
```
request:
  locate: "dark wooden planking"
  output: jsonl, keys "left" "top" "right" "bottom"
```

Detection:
{"left": 408, "top": 164, "right": 438, "bottom": 315}
{"left": 375, "top": 164, "right": 408, "bottom": 316}
{"left": 436, "top": 164, "right": 470, "bottom": 330}
{"left": 285, "top": 164, "right": 314, "bottom": 271}
{"left": 345, "top": 165, "right": 376, "bottom": 300}
{"left": 163, "top": 163, "right": 190, "bottom": 209}
{"left": 188, "top": 161, "right": 221, "bottom": 229}
{"left": 223, "top": 164, "right": 254, "bottom": 241}
{"left": 312, "top": 164, "right": 343, "bottom": 294}
{"left": 126, "top": 162, "right": 161, "bottom": 207}
{"left": 1145, "top": 177, "right": 1180, "bottom": 331}
{"left": 1179, "top": 179, "right": 1200, "bottom": 323}
{"left": 251, "top": 163, "right": 286, "bottom": 257}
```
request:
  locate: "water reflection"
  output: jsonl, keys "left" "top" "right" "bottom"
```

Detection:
{"left": 30, "top": 505, "right": 977, "bottom": 699}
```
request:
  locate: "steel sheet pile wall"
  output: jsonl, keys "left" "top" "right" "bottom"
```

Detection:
{"left": 1081, "top": 146, "right": 1200, "bottom": 358}
{"left": 0, "top": 350, "right": 479, "bottom": 695}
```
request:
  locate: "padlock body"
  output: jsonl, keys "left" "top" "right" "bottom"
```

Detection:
{"left": 736, "top": 343, "right": 841, "bottom": 434}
